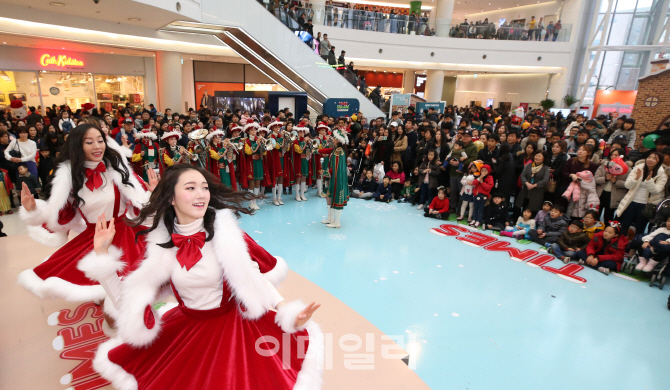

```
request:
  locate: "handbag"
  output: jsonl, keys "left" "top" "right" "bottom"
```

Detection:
{"left": 547, "top": 173, "right": 557, "bottom": 193}
{"left": 642, "top": 202, "right": 657, "bottom": 220}
{"left": 8, "top": 141, "right": 21, "bottom": 159}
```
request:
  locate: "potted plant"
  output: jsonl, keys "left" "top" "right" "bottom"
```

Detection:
{"left": 563, "top": 94, "right": 578, "bottom": 109}
{"left": 540, "top": 99, "right": 556, "bottom": 110}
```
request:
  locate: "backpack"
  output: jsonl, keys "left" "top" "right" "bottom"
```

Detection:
{"left": 61, "top": 120, "right": 73, "bottom": 133}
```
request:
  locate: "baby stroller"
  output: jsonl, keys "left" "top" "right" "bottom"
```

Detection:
{"left": 649, "top": 252, "right": 669, "bottom": 289}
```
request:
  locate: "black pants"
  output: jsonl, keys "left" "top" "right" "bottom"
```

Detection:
{"left": 424, "top": 207, "right": 448, "bottom": 219}
{"left": 528, "top": 229, "right": 559, "bottom": 246}
{"left": 390, "top": 182, "right": 403, "bottom": 198}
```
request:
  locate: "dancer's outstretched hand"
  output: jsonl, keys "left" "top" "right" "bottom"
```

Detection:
{"left": 21, "top": 182, "right": 36, "bottom": 212}
{"left": 94, "top": 213, "right": 115, "bottom": 255}
{"left": 146, "top": 169, "right": 159, "bottom": 192}
{"left": 295, "top": 302, "right": 321, "bottom": 329}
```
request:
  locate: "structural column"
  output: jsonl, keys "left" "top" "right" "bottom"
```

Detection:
{"left": 155, "top": 51, "right": 183, "bottom": 113}
{"left": 424, "top": 70, "right": 445, "bottom": 102}
{"left": 434, "top": 0, "right": 455, "bottom": 37}
{"left": 403, "top": 70, "right": 415, "bottom": 95}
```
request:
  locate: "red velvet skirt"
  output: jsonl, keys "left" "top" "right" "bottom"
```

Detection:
{"left": 33, "top": 220, "right": 147, "bottom": 286}
{"left": 107, "top": 303, "right": 311, "bottom": 390}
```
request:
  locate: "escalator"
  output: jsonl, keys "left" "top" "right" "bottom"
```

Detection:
{"left": 161, "top": 0, "right": 385, "bottom": 118}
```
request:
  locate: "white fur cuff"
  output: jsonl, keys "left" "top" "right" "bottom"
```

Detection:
{"left": 77, "top": 246, "right": 125, "bottom": 282}
{"left": 263, "top": 256, "right": 289, "bottom": 287}
{"left": 275, "top": 300, "right": 308, "bottom": 334}
{"left": 19, "top": 199, "right": 48, "bottom": 226}
{"left": 26, "top": 225, "right": 69, "bottom": 247}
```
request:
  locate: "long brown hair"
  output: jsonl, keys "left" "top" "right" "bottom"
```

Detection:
{"left": 571, "top": 144, "right": 594, "bottom": 169}
{"left": 129, "top": 164, "right": 255, "bottom": 246}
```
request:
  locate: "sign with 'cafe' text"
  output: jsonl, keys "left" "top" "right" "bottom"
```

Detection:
{"left": 39, "top": 53, "right": 85, "bottom": 70}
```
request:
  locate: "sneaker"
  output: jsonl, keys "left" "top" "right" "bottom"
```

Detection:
{"left": 578, "top": 259, "right": 584, "bottom": 265}
{"left": 474, "top": 222, "right": 481, "bottom": 228}
{"left": 598, "top": 266, "right": 610, "bottom": 275}
{"left": 562, "top": 257, "right": 570, "bottom": 264}
{"left": 417, "top": 204, "right": 423, "bottom": 210}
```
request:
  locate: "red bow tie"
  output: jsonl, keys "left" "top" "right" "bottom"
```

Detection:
{"left": 85, "top": 162, "right": 106, "bottom": 191}
{"left": 172, "top": 232, "right": 207, "bottom": 271}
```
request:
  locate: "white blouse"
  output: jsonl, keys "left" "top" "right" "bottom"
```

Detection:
{"left": 4, "top": 139, "right": 36, "bottom": 163}
{"left": 77, "top": 161, "right": 128, "bottom": 222}
{"left": 171, "top": 218, "right": 284, "bottom": 311}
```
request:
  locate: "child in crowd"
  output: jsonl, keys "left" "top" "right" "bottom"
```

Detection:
{"left": 470, "top": 164, "right": 494, "bottom": 228}
{"left": 416, "top": 150, "right": 441, "bottom": 209}
{"left": 576, "top": 223, "right": 628, "bottom": 275}
{"left": 374, "top": 175, "right": 393, "bottom": 203}
{"left": 398, "top": 180, "right": 416, "bottom": 203}
{"left": 352, "top": 170, "right": 376, "bottom": 199}
{"left": 424, "top": 186, "right": 450, "bottom": 219}
{"left": 502, "top": 209, "right": 535, "bottom": 239}
{"left": 444, "top": 140, "right": 467, "bottom": 173}
{"left": 457, "top": 163, "right": 477, "bottom": 222}
{"left": 528, "top": 204, "right": 569, "bottom": 246}
{"left": 629, "top": 216, "right": 670, "bottom": 273}
{"left": 582, "top": 210, "right": 604, "bottom": 239}
{"left": 535, "top": 201, "right": 552, "bottom": 226}
{"left": 37, "top": 146, "right": 54, "bottom": 189}
{"left": 14, "top": 163, "right": 40, "bottom": 205}
{"left": 483, "top": 194, "right": 509, "bottom": 231}
{"left": 550, "top": 220, "right": 591, "bottom": 263}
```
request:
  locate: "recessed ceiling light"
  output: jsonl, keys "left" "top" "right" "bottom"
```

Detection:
{"left": 128, "top": 18, "right": 141, "bottom": 21}
{"left": 49, "top": 2, "right": 65, "bottom": 6}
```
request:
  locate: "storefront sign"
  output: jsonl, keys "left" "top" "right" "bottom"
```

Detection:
{"left": 323, "top": 98, "right": 359, "bottom": 117}
{"left": 416, "top": 101, "right": 446, "bottom": 114}
{"left": 39, "top": 54, "right": 85, "bottom": 69}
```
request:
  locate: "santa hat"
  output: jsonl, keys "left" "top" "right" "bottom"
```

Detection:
{"left": 243, "top": 122, "right": 260, "bottom": 132}
{"left": 81, "top": 102, "right": 96, "bottom": 114}
{"left": 332, "top": 129, "right": 348, "bottom": 145}
{"left": 316, "top": 123, "right": 330, "bottom": 131}
{"left": 161, "top": 130, "right": 182, "bottom": 141}
{"left": 135, "top": 129, "right": 157, "bottom": 140}
{"left": 9, "top": 100, "right": 27, "bottom": 120}
{"left": 268, "top": 120, "right": 284, "bottom": 129}
{"left": 230, "top": 125, "right": 243, "bottom": 133}
{"left": 206, "top": 129, "right": 225, "bottom": 140}
{"left": 257, "top": 126, "right": 270, "bottom": 135}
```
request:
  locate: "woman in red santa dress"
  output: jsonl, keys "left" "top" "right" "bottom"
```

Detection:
{"left": 89, "top": 164, "right": 324, "bottom": 390}
{"left": 17, "top": 124, "right": 156, "bottom": 317}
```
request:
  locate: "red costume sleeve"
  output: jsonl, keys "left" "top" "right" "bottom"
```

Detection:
{"left": 318, "top": 148, "right": 333, "bottom": 155}
{"left": 243, "top": 232, "right": 278, "bottom": 273}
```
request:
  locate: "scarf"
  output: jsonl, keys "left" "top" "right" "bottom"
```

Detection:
{"left": 531, "top": 162, "right": 543, "bottom": 176}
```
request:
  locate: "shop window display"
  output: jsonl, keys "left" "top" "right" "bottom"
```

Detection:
{"left": 94, "top": 75, "right": 144, "bottom": 112}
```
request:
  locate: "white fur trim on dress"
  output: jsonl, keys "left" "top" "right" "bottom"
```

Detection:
{"left": 294, "top": 321, "right": 324, "bottom": 390}
{"left": 275, "top": 300, "right": 308, "bottom": 334}
{"left": 25, "top": 225, "right": 69, "bottom": 247}
{"left": 263, "top": 256, "right": 289, "bottom": 287}
{"left": 93, "top": 338, "right": 138, "bottom": 390}
{"left": 77, "top": 246, "right": 126, "bottom": 282}
{"left": 17, "top": 269, "right": 107, "bottom": 302}
{"left": 107, "top": 136, "right": 133, "bottom": 159}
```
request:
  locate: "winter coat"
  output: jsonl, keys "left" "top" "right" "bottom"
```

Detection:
{"left": 460, "top": 174, "right": 475, "bottom": 196}
{"left": 559, "top": 158, "right": 598, "bottom": 195}
{"left": 594, "top": 164, "right": 629, "bottom": 209}
{"left": 472, "top": 173, "right": 494, "bottom": 198}
{"left": 449, "top": 141, "right": 478, "bottom": 177}
{"left": 583, "top": 222, "right": 605, "bottom": 240}
{"left": 615, "top": 163, "right": 668, "bottom": 218}
{"left": 557, "top": 230, "right": 591, "bottom": 251}
{"left": 537, "top": 214, "right": 570, "bottom": 240}
{"left": 515, "top": 163, "right": 550, "bottom": 211}
{"left": 483, "top": 202, "right": 508, "bottom": 226}
{"left": 418, "top": 160, "right": 442, "bottom": 189}
{"left": 492, "top": 152, "right": 516, "bottom": 200}
{"left": 357, "top": 178, "right": 377, "bottom": 193}
{"left": 391, "top": 135, "right": 408, "bottom": 168}
{"left": 564, "top": 170, "right": 600, "bottom": 218}
{"left": 586, "top": 231, "right": 628, "bottom": 271}
{"left": 545, "top": 151, "right": 567, "bottom": 189}
{"left": 373, "top": 182, "right": 393, "bottom": 198}
{"left": 477, "top": 146, "right": 499, "bottom": 167}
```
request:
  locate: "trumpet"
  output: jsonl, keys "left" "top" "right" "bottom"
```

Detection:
{"left": 265, "top": 138, "right": 276, "bottom": 150}
{"left": 310, "top": 139, "right": 320, "bottom": 149}
{"left": 289, "top": 132, "right": 298, "bottom": 142}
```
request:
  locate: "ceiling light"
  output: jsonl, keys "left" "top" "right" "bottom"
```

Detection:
{"left": 49, "top": 2, "right": 65, "bottom": 6}
{"left": 128, "top": 18, "right": 141, "bottom": 21}
{"left": 56, "top": 76, "right": 63, "bottom": 84}
{"left": 2, "top": 42, "right": 6, "bottom": 44}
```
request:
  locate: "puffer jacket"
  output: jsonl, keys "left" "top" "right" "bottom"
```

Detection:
{"left": 594, "top": 164, "right": 629, "bottom": 209}
{"left": 615, "top": 163, "right": 668, "bottom": 218}
{"left": 586, "top": 231, "right": 629, "bottom": 271}
{"left": 566, "top": 171, "right": 600, "bottom": 218}
{"left": 557, "top": 230, "right": 591, "bottom": 251}
{"left": 537, "top": 214, "right": 570, "bottom": 240}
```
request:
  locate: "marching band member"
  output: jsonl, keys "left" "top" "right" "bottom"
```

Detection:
{"left": 206, "top": 129, "right": 225, "bottom": 180}
{"left": 293, "top": 124, "right": 312, "bottom": 202}
{"left": 131, "top": 129, "right": 159, "bottom": 182}
{"left": 269, "top": 120, "right": 285, "bottom": 206}
{"left": 218, "top": 138, "right": 237, "bottom": 189}
{"left": 257, "top": 126, "right": 272, "bottom": 200}
{"left": 158, "top": 130, "right": 187, "bottom": 174}
{"left": 314, "top": 123, "right": 330, "bottom": 198}
{"left": 318, "top": 129, "right": 349, "bottom": 228}
{"left": 229, "top": 125, "right": 245, "bottom": 191}
{"left": 283, "top": 121, "right": 296, "bottom": 197}
{"left": 17, "top": 124, "right": 155, "bottom": 320}
{"left": 244, "top": 122, "right": 263, "bottom": 210}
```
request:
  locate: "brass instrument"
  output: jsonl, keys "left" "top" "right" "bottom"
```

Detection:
{"left": 289, "top": 131, "right": 298, "bottom": 142}
{"left": 311, "top": 139, "right": 320, "bottom": 149}
{"left": 265, "top": 138, "right": 276, "bottom": 151}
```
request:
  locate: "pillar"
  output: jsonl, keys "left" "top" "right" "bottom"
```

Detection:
{"left": 424, "top": 70, "right": 445, "bottom": 102}
{"left": 181, "top": 58, "right": 196, "bottom": 112}
{"left": 434, "top": 0, "right": 455, "bottom": 37}
{"left": 403, "top": 70, "right": 415, "bottom": 95}
{"left": 310, "top": 0, "right": 326, "bottom": 25}
{"left": 155, "top": 51, "right": 183, "bottom": 113}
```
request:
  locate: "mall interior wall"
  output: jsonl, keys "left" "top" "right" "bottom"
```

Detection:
{"left": 461, "top": 1, "right": 563, "bottom": 25}
{"left": 453, "top": 73, "right": 551, "bottom": 108}
{"left": 442, "top": 76, "right": 456, "bottom": 105}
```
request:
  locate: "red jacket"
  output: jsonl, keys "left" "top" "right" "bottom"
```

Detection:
{"left": 428, "top": 197, "right": 450, "bottom": 213}
{"left": 472, "top": 172, "right": 494, "bottom": 197}
{"left": 586, "top": 231, "right": 628, "bottom": 271}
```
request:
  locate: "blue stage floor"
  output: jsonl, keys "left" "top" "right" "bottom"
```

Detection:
{"left": 239, "top": 193, "right": 670, "bottom": 390}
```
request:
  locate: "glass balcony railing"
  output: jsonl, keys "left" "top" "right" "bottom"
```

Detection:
{"left": 261, "top": 1, "right": 571, "bottom": 42}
